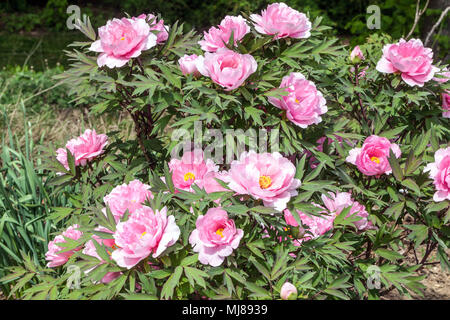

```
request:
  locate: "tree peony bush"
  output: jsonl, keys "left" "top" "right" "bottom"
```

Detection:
{"left": 9, "top": 3, "right": 449, "bottom": 300}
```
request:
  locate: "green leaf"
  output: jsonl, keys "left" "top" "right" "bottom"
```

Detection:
{"left": 161, "top": 266, "right": 183, "bottom": 299}
{"left": 375, "top": 248, "right": 404, "bottom": 262}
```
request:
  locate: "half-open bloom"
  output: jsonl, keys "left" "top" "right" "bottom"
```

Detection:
{"left": 196, "top": 48, "right": 257, "bottom": 91}
{"left": 268, "top": 72, "right": 327, "bottom": 128}
{"left": 442, "top": 91, "right": 450, "bottom": 118}
{"left": 111, "top": 206, "right": 180, "bottom": 269}
{"left": 280, "top": 282, "right": 298, "bottom": 300}
{"left": 56, "top": 129, "right": 108, "bottom": 171}
{"left": 199, "top": 15, "right": 250, "bottom": 52}
{"left": 103, "top": 179, "right": 153, "bottom": 222}
{"left": 346, "top": 135, "right": 401, "bottom": 177}
{"left": 250, "top": 2, "right": 311, "bottom": 39}
{"left": 46, "top": 224, "right": 83, "bottom": 268}
{"left": 376, "top": 38, "right": 439, "bottom": 87}
{"left": 89, "top": 17, "right": 157, "bottom": 68}
{"left": 178, "top": 54, "right": 201, "bottom": 76}
{"left": 227, "top": 151, "right": 301, "bottom": 211}
{"left": 424, "top": 147, "right": 450, "bottom": 202}
{"left": 189, "top": 208, "right": 243, "bottom": 267}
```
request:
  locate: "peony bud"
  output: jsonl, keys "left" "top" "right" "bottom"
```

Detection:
{"left": 350, "top": 46, "right": 365, "bottom": 64}
{"left": 280, "top": 282, "right": 298, "bottom": 300}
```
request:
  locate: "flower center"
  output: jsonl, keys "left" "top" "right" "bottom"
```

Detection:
{"left": 295, "top": 98, "right": 300, "bottom": 103}
{"left": 370, "top": 156, "right": 380, "bottom": 164}
{"left": 184, "top": 172, "right": 195, "bottom": 182}
{"left": 140, "top": 231, "right": 147, "bottom": 239}
{"left": 259, "top": 175, "right": 272, "bottom": 189}
{"left": 120, "top": 37, "right": 125, "bottom": 41}
{"left": 215, "top": 228, "right": 224, "bottom": 238}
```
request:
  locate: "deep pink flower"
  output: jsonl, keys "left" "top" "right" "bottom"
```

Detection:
{"left": 268, "top": 72, "right": 327, "bottom": 128}
{"left": 226, "top": 151, "right": 301, "bottom": 211}
{"left": 103, "top": 179, "right": 153, "bottom": 222}
{"left": 56, "top": 129, "right": 108, "bottom": 171}
{"left": 178, "top": 54, "right": 201, "bottom": 76}
{"left": 196, "top": 48, "right": 257, "bottom": 91}
{"left": 46, "top": 224, "right": 83, "bottom": 268}
{"left": 168, "top": 149, "right": 218, "bottom": 192}
{"left": 346, "top": 135, "right": 401, "bottom": 177}
{"left": 424, "top": 147, "right": 450, "bottom": 202}
{"left": 250, "top": 3, "right": 311, "bottom": 40}
{"left": 83, "top": 226, "right": 121, "bottom": 283}
{"left": 280, "top": 282, "right": 297, "bottom": 300}
{"left": 376, "top": 38, "right": 439, "bottom": 87}
{"left": 442, "top": 91, "right": 450, "bottom": 118}
{"left": 89, "top": 17, "right": 157, "bottom": 68}
{"left": 199, "top": 15, "right": 250, "bottom": 52}
{"left": 111, "top": 206, "right": 180, "bottom": 269}
{"left": 189, "top": 208, "right": 243, "bottom": 267}
{"left": 350, "top": 46, "right": 365, "bottom": 63}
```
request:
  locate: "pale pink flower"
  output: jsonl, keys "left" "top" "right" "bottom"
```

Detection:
{"left": 199, "top": 15, "right": 250, "bottom": 52}
{"left": 203, "top": 171, "right": 229, "bottom": 194}
{"left": 280, "top": 282, "right": 297, "bottom": 300}
{"left": 89, "top": 17, "right": 157, "bottom": 68}
{"left": 226, "top": 151, "right": 301, "bottom": 211}
{"left": 146, "top": 14, "right": 169, "bottom": 44}
{"left": 178, "top": 54, "right": 201, "bottom": 76}
{"left": 442, "top": 91, "right": 450, "bottom": 118}
{"left": 321, "top": 192, "right": 373, "bottom": 231}
{"left": 56, "top": 129, "right": 108, "bottom": 171}
{"left": 83, "top": 226, "right": 121, "bottom": 283}
{"left": 268, "top": 72, "right": 327, "bottom": 128}
{"left": 103, "top": 179, "right": 153, "bottom": 222}
{"left": 350, "top": 46, "right": 365, "bottom": 63}
{"left": 433, "top": 68, "right": 450, "bottom": 83}
{"left": 168, "top": 149, "right": 218, "bottom": 192}
{"left": 424, "top": 147, "right": 450, "bottom": 202}
{"left": 346, "top": 135, "right": 401, "bottom": 177}
{"left": 189, "top": 208, "right": 243, "bottom": 267}
{"left": 46, "top": 224, "right": 83, "bottom": 268}
{"left": 376, "top": 38, "right": 439, "bottom": 87}
{"left": 250, "top": 2, "right": 311, "bottom": 40}
{"left": 196, "top": 48, "right": 257, "bottom": 91}
{"left": 283, "top": 209, "right": 335, "bottom": 244}
{"left": 111, "top": 206, "right": 180, "bottom": 269}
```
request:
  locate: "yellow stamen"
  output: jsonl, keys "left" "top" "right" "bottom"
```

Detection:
{"left": 295, "top": 98, "right": 300, "bottom": 103}
{"left": 120, "top": 37, "right": 125, "bottom": 40}
{"left": 140, "top": 231, "right": 147, "bottom": 239}
{"left": 259, "top": 175, "right": 272, "bottom": 189}
{"left": 370, "top": 156, "right": 380, "bottom": 164}
{"left": 184, "top": 172, "right": 195, "bottom": 182}
{"left": 216, "top": 228, "right": 224, "bottom": 238}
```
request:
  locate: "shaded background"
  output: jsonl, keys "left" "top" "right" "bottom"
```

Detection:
{"left": 0, "top": 0, "right": 449, "bottom": 70}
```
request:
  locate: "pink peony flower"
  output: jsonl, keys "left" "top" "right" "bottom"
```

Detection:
{"left": 103, "top": 179, "right": 153, "bottom": 222}
{"left": 203, "top": 171, "right": 229, "bottom": 194}
{"left": 56, "top": 129, "right": 108, "bottom": 171}
{"left": 196, "top": 48, "right": 257, "bottom": 91}
{"left": 189, "top": 208, "right": 243, "bottom": 267}
{"left": 146, "top": 14, "right": 169, "bottom": 44}
{"left": 250, "top": 3, "right": 311, "bottom": 40}
{"left": 268, "top": 72, "right": 327, "bottom": 128}
{"left": 111, "top": 206, "right": 180, "bottom": 269}
{"left": 226, "top": 151, "right": 301, "bottom": 211}
{"left": 280, "top": 282, "right": 297, "bottom": 300}
{"left": 433, "top": 68, "right": 450, "bottom": 83}
{"left": 199, "top": 15, "right": 250, "bottom": 52}
{"left": 46, "top": 224, "right": 83, "bottom": 268}
{"left": 350, "top": 46, "right": 365, "bottom": 63}
{"left": 178, "top": 54, "right": 201, "bottom": 76}
{"left": 442, "top": 91, "right": 450, "bottom": 118}
{"left": 376, "top": 38, "right": 439, "bottom": 87}
{"left": 321, "top": 192, "right": 373, "bottom": 231}
{"left": 283, "top": 209, "right": 335, "bottom": 244}
{"left": 346, "top": 135, "right": 401, "bottom": 177}
{"left": 424, "top": 147, "right": 450, "bottom": 202}
{"left": 89, "top": 16, "right": 157, "bottom": 68}
{"left": 168, "top": 149, "right": 218, "bottom": 192}
{"left": 83, "top": 226, "right": 122, "bottom": 283}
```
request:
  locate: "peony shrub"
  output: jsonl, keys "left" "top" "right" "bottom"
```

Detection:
{"left": 8, "top": 3, "right": 449, "bottom": 300}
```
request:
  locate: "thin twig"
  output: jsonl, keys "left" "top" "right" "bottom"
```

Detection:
{"left": 424, "top": 6, "right": 450, "bottom": 46}
{"left": 406, "top": 0, "right": 430, "bottom": 39}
